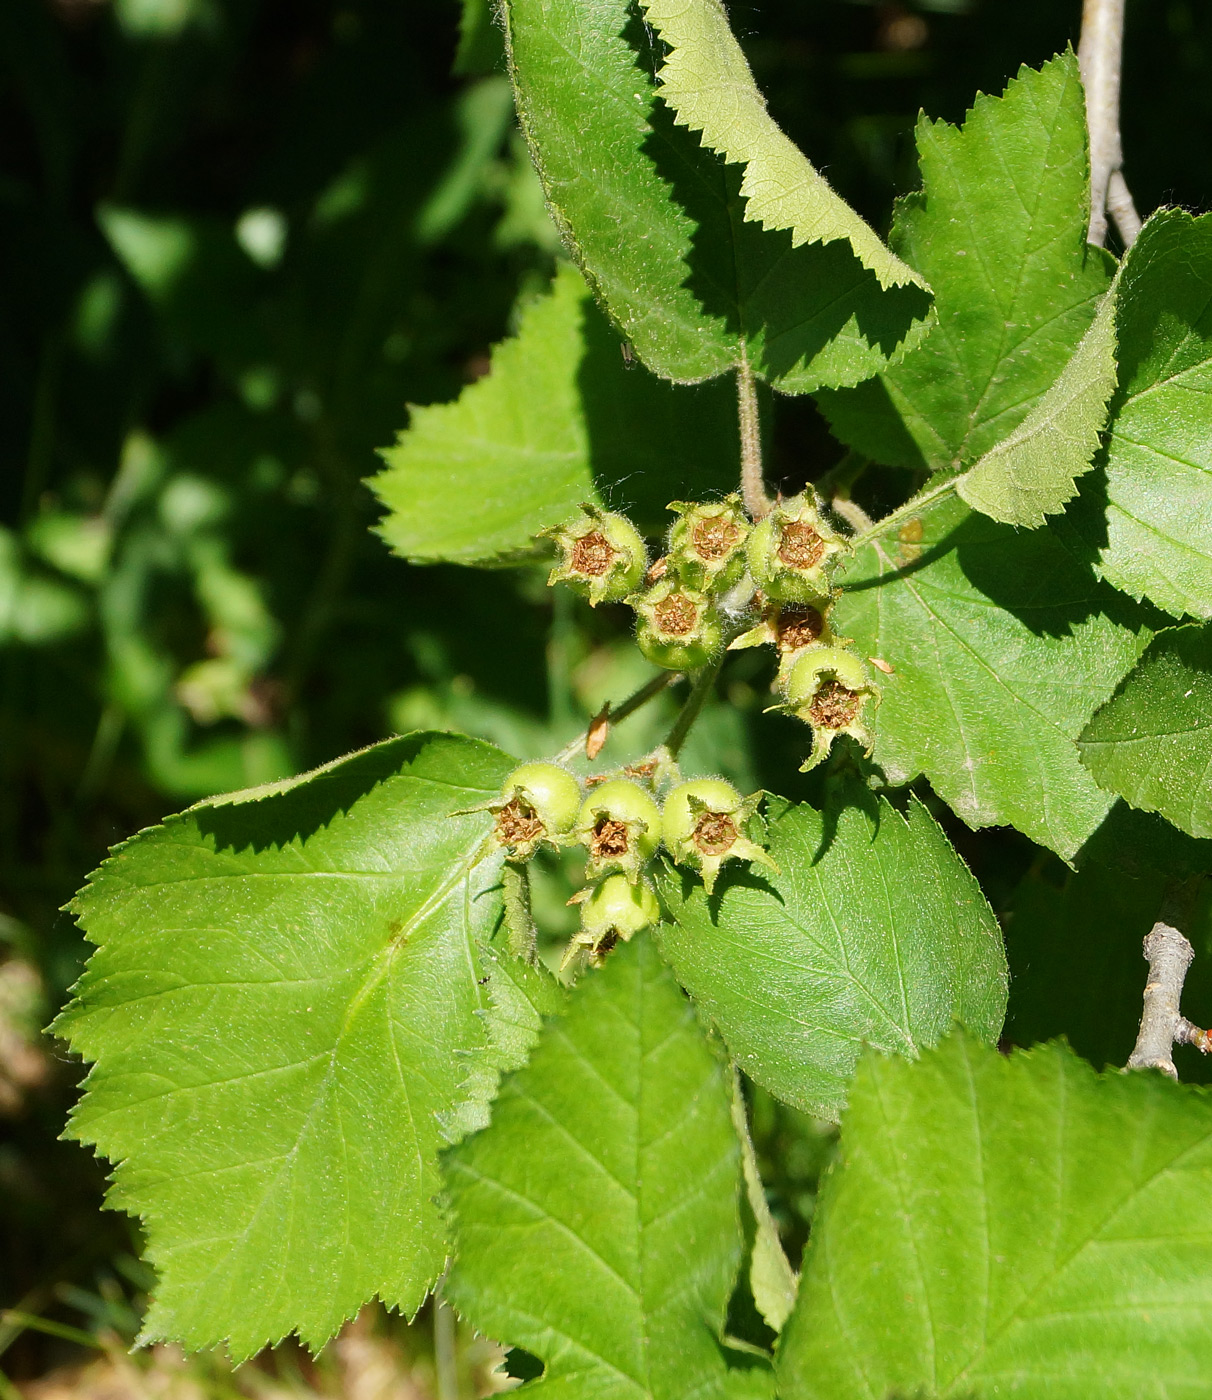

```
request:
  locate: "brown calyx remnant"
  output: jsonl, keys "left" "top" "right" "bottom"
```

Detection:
{"left": 809, "top": 681, "right": 862, "bottom": 730}
{"left": 645, "top": 556, "right": 669, "bottom": 586}
{"left": 776, "top": 605, "right": 824, "bottom": 653}
{"left": 653, "top": 592, "right": 698, "bottom": 636}
{"left": 693, "top": 811, "right": 738, "bottom": 856}
{"left": 592, "top": 817, "right": 631, "bottom": 858}
{"left": 496, "top": 797, "right": 544, "bottom": 847}
{"left": 691, "top": 516, "right": 741, "bottom": 562}
{"left": 777, "top": 520, "right": 825, "bottom": 570}
{"left": 571, "top": 531, "right": 617, "bottom": 577}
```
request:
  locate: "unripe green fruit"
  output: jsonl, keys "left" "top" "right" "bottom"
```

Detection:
{"left": 780, "top": 646, "right": 879, "bottom": 772}
{"left": 630, "top": 579, "right": 723, "bottom": 671}
{"left": 575, "top": 777, "right": 662, "bottom": 882}
{"left": 490, "top": 761, "right": 581, "bottom": 860}
{"left": 666, "top": 495, "right": 751, "bottom": 593}
{"left": 541, "top": 503, "right": 647, "bottom": 607}
{"left": 662, "top": 778, "right": 775, "bottom": 893}
{"left": 561, "top": 874, "right": 660, "bottom": 969}
{"left": 745, "top": 494, "right": 850, "bottom": 604}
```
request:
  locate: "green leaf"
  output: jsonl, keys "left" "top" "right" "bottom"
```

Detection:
{"left": 834, "top": 490, "right": 1153, "bottom": 858}
{"left": 1078, "top": 624, "right": 1212, "bottom": 839}
{"left": 371, "top": 264, "right": 737, "bottom": 563}
{"left": 654, "top": 794, "right": 1007, "bottom": 1121}
{"left": 955, "top": 283, "right": 1118, "bottom": 527}
{"left": 504, "top": 0, "right": 931, "bottom": 390}
{"left": 444, "top": 934, "right": 773, "bottom": 1400}
{"left": 55, "top": 732, "right": 515, "bottom": 1359}
{"left": 440, "top": 938, "right": 566, "bottom": 1146}
{"left": 819, "top": 52, "right": 1113, "bottom": 473}
{"left": 730, "top": 1072, "right": 798, "bottom": 1334}
{"left": 637, "top": 0, "right": 923, "bottom": 294}
{"left": 776, "top": 1032, "right": 1212, "bottom": 1399}
{"left": 1089, "top": 208, "right": 1212, "bottom": 619}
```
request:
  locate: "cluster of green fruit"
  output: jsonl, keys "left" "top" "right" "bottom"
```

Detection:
{"left": 483, "top": 762, "right": 774, "bottom": 969}
{"left": 541, "top": 496, "right": 881, "bottom": 771}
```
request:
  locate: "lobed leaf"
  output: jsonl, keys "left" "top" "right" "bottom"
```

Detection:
{"left": 55, "top": 732, "right": 516, "bottom": 1359}
{"left": 819, "top": 52, "right": 1113, "bottom": 473}
{"left": 1085, "top": 208, "right": 1212, "bottom": 619}
{"left": 504, "top": 0, "right": 931, "bottom": 390}
{"left": 956, "top": 282, "right": 1118, "bottom": 527}
{"left": 371, "top": 263, "right": 737, "bottom": 563}
{"left": 1078, "top": 623, "right": 1212, "bottom": 839}
{"left": 777, "top": 1032, "right": 1212, "bottom": 1399}
{"left": 637, "top": 0, "right": 924, "bottom": 292}
{"left": 654, "top": 793, "right": 1007, "bottom": 1121}
{"left": 834, "top": 489, "right": 1153, "bottom": 858}
{"left": 444, "top": 934, "right": 772, "bottom": 1400}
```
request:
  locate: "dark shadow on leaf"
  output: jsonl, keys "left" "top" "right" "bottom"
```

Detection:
{"left": 576, "top": 296, "right": 738, "bottom": 532}
{"left": 619, "top": 7, "right": 931, "bottom": 391}
{"left": 705, "top": 864, "right": 784, "bottom": 923}
{"left": 192, "top": 732, "right": 466, "bottom": 854}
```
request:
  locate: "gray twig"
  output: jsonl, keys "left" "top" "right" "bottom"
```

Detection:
{"left": 1078, "top": 0, "right": 1141, "bottom": 247}
{"left": 1127, "top": 923, "right": 1211, "bottom": 1079}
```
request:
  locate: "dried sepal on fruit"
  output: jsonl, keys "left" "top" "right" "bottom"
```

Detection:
{"left": 480, "top": 761, "right": 582, "bottom": 861}
{"left": 662, "top": 778, "right": 776, "bottom": 894}
{"left": 540, "top": 503, "right": 647, "bottom": 607}
{"left": 630, "top": 578, "right": 724, "bottom": 671}
{"left": 573, "top": 776, "right": 662, "bottom": 883}
{"left": 775, "top": 646, "right": 880, "bottom": 772}
{"left": 560, "top": 873, "right": 659, "bottom": 970}
{"left": 666, "top": 495, "right": 751, "bottom": 592}
{"left": 745, "top": 493, "right": 851, "bottom": 604}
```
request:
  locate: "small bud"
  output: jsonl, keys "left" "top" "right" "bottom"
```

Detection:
{"left": 574, "top": 776, "right": 662, "bottom": 882}
{"left": 561, "top": 874, "right": 660, "bottom": 969}
{"left": 490, "top": 761, "right": 582, "bottom": 860}
{"left": 630, "top": 579, "right": 724, "bottom": 671}
{"left": 666, "top": 495, "right": 751, "bottom": 592}
{"left": 776, "top": 646, "right": 879, "bottom": 771}
{"left": 541, "top": 503, "right": 647, "bottom": 607}
{"left": 662, "top": 778, "right": 776, "bottom": 893}
{"left": 745, "top": 493, "right": 851, "bottom": 604}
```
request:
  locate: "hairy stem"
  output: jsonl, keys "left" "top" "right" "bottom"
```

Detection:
{"left": 433, "top": 1296, "right": 458, "bottom": 1400}
{"left": 553, "top": 669, "right": 676, "bottom": 764}
{"left": 737, "top": 351, "right": 771, "bottom": 520}
{"left": 664, "top": 656, "right": 723, "bottom": 760}
{"left": 1127, "top": 923, "right": 1200, "bottom": 1079}
{"left": 1079, "top": 0, "right": 1141, "bottom": 247}
{"left": 501, "top": 860, "right": 538, "bottom": 963}
{"left": 851, "top": 475, "right": 958, "bottom": 551}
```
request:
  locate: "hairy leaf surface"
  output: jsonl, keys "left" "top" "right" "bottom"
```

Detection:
{"left": 504, "top": 0, "right": 931, "bottom": 390}
{"left": 834, "top": 490, "right": 1152, "bottom": 857}
{"left": 1079, "top": 624, "right": 1212, "bottom": 839}
{"left": 1090, "top": 209, "right": 1212, "bottom": 618}
{"left": 445, "top": 934, "right": 772, "bottom": 1400}
{"left": 372, "top": 264, "right": 737, "bottom": 562}
{"left": 956, "top": 284, "right": 1118, "bottom": 526}
{"left": 777, "top": 1033, "right": 1212, "bottom": 1399}
{"left": 655, "top": 795, "right": 1007, "bottom": 1121}
{"left": 637, "top": 0, "right": 923, "bottom": 292}
{"left": 56, "top": 732, "right": 515, "bottom": 1359}
{"left": 819, "top": 53, "right": 1112, "bottom": 472}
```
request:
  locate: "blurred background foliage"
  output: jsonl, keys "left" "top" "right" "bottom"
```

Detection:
{"left": 1, "top": 0, "right": 1210, "bottom": 1393}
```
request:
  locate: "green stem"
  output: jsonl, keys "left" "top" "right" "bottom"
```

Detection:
{"left": 433, "top": 1296, "right": 458, "bottom": 1400}
{"left": 553, "top": 669, "right": 676, "bottom": 764}
{"left": 851, "top": 475, "right": 958, "bottom": 551}
{"left": 663, "top": 657, "right": 723, "bottom": 761}
{"left": 501, "top": 860, "right": 538, "bottom": 963}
